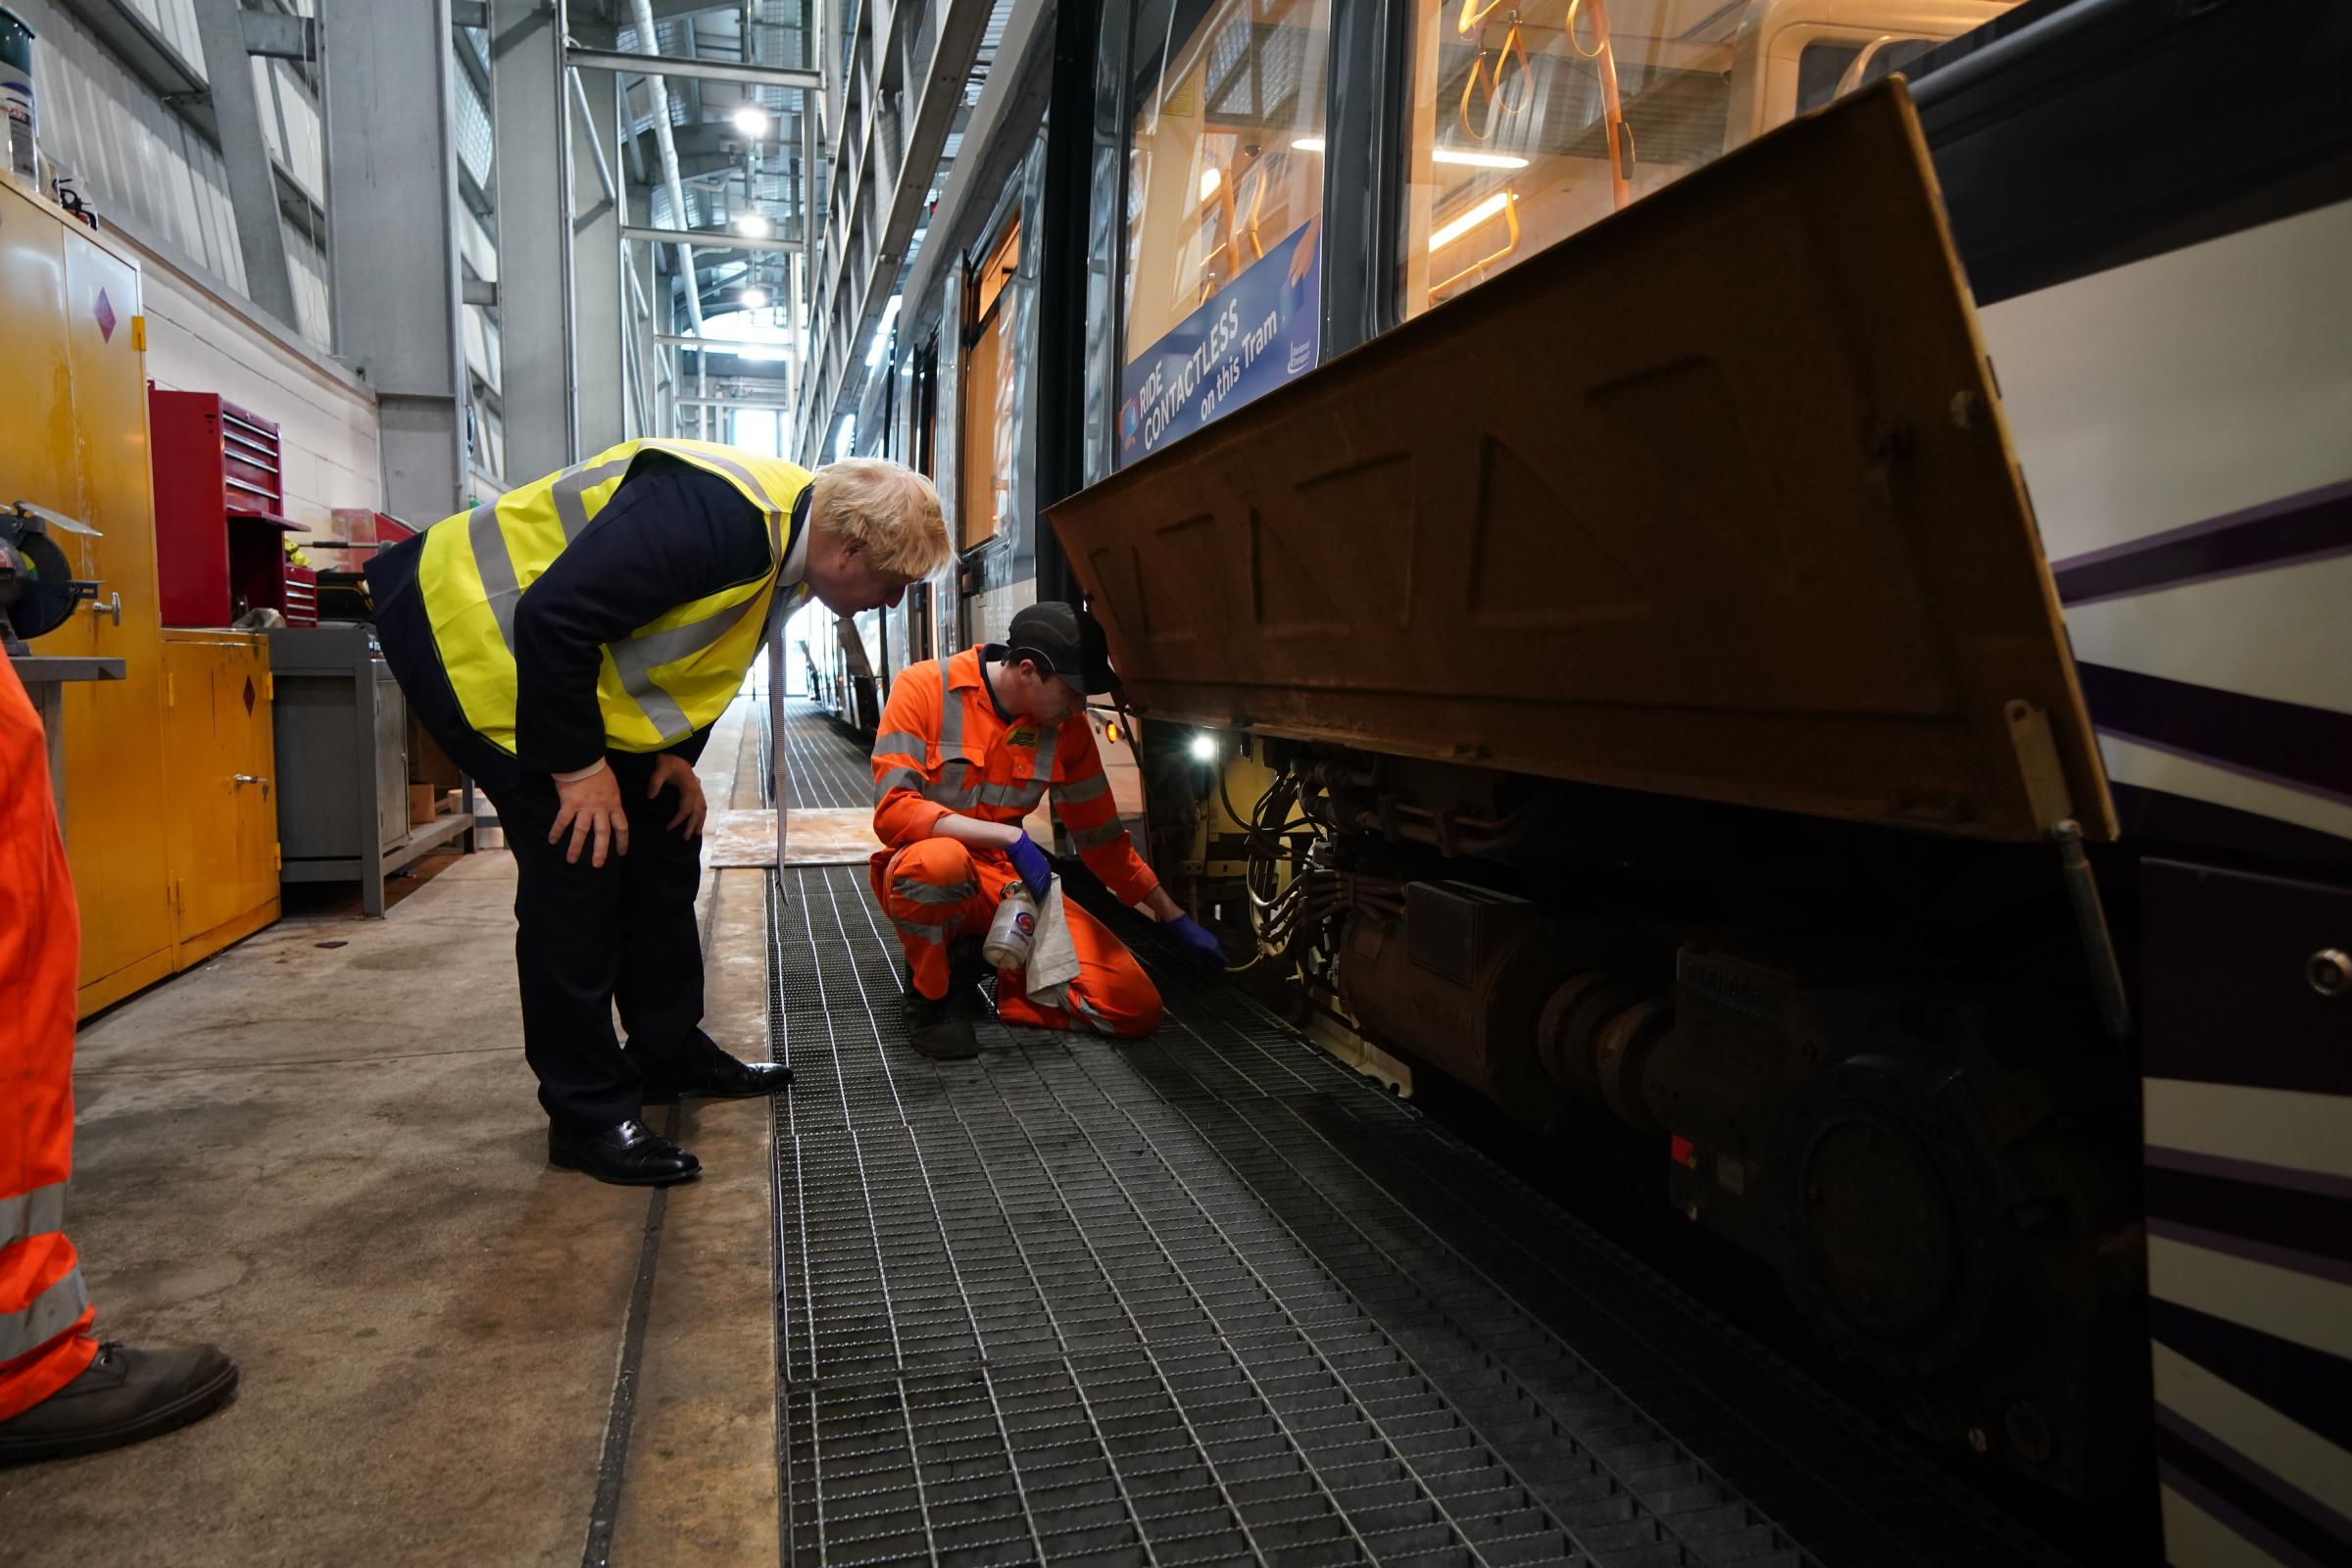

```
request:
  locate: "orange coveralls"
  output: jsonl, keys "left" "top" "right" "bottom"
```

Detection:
{"left": 0, "top": 658, "right": 100, "bottom": 1421}
{"left": 869, "top": 647, "right": 1163, "bottom": 1037}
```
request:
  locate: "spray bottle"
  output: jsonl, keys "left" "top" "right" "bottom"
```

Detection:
{"left": 981, "top": 880, "right": 1040, "bottom": 971}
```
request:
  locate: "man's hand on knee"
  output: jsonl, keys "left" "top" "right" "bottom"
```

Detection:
{"left": 551, "top": 759, "right": 630, "bottom": 867}
{"left": 648, "top": 753, "right": 708, "bottom": 838}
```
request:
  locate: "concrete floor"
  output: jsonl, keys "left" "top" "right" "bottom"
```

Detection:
{"left": 1, "top": 709, "right": 785, "bottom": 1567}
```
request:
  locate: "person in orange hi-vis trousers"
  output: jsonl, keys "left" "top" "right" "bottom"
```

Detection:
{"left": 0, "top": 656, "right": 238, "bottom": 1464}
{"left": 868, "top": 602, "right": 1225, "bottom": 1058}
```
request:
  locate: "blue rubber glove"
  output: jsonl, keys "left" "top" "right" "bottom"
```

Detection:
{"left": 1006, "top": 831, "right": 1054, "bottom": 901}
{"left": 1164, "top": 914, "right": 1225, "bottom": 970}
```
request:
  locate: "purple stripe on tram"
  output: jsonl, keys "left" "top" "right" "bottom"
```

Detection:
{"left": 2147, "top": 1146, "right": 2352, "bottom": 1205}
{"left": 2161, "top": 1461, "right": 2337, "bottom": 1568}
{"left": 2053, "top": 477, "right": 2352, "bottom": 607}
{"left": 2076, "top": 662, "right": 2352, "bottom": 807}
{"left": 2158, "top": 1407, "right": 2352, "bottom": 1568}
{"left": 2150, "top": 1298, "right": 2352, "bottom": 1458}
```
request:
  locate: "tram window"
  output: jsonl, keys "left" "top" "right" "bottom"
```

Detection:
{"left": 1398, "top": 1, "right": 2020, "bottom": 318}
{"left": 960, "top": 218, "right": 1021, "bottom": 550}
{"left": 1795, "top": 42, "right": 1865, "bottom": 115}
{"left": 1118, "top": 0, "right": 1332, "bottom": 466}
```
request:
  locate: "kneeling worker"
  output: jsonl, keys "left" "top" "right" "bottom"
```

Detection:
{"left": 869, "top": 602, "right": 1221, "bottom": 1056}
{"left": 368, "top": 442, "right": 950, "bottom": 1183}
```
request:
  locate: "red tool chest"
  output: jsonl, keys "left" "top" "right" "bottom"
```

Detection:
{"left": 150, "top": 387, "right": 314, "bottom": 626}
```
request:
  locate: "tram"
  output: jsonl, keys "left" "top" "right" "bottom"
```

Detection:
{"left": 803, "top": 3, "right": 2351, "bottom": 1560}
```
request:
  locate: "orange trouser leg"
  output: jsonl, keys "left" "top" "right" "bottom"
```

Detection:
{"left": 878, "top": 840, "right": 991, "bottom": 999}
{"left": 997, "top": 899, "right": 1165, "bottom": 1039}
{"left": 0, "top": 659, "right": 99, "bottom": 1422}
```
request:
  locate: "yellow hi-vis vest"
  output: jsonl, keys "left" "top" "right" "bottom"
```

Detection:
{"left": 416, "top": 438, "right": 812, "bottom": 755}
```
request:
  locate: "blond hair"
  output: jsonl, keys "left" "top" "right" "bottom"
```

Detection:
{"left": 808, "top": 458, "right": 951, "bottom": 578}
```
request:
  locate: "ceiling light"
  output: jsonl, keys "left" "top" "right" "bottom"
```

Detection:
{"left": 733, "top": 213, "right": 772, "bottom": 238}
{"left": 739, "top": 284, "right": 770, "bottom": 309}
{"left": 731, "top": 105, "right": 771, "bottom": 137}
{"left": 1428, "top": 190, "right": 1512, "bottom": 251}
{"left": 1293, "top": 136, "right": 1325, "bottom": 154}
{"left": 1199, "top": 166, "right": 1222, "bottom": 202}
{"left": 1433, "top": 147, "right": 1531, "bottom": 170}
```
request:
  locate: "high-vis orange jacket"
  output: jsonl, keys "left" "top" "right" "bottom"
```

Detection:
{"left": 867, "top": 648, "right": 1164, "bottom": 1037}
{"left": 869, "top": 648, "right": 1158, "bottom": 906}
{"left": 0, "top": 658, "right": 99, "bottom": 1421}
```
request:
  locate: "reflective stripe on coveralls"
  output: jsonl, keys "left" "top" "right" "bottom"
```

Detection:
{"left": 0, "top": 1183, "right": 67, "bottom": 1252}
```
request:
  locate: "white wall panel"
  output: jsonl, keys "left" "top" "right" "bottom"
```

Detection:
{"left": 122, "top": 0, "right": 202, "bottom": 66}
{"left": 20, "top": 1, "right": 342, "bottom": 351}
{"left": 286, "top": 227, "right": 331, "bottom": 350}
{"left": 258, "top": 63, "right": 324, "bottom": 202}
{"left": 461, "top": 205, "right": 498, "bottom": 283}
{"left": 18, "top": 0, "right": 245, "bottom": 292}
{"left": 288, "top": 78, "right": 322, "bottom": 198}
{"left": 464, "top": 302, "right": 493, "bottom": 386}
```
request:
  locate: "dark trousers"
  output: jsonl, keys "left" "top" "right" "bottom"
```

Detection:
{"left": 369, "top": 547, "right": 732, "bottom": 1131}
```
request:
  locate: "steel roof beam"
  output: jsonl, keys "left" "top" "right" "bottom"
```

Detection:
{"left": 564, "top": 47, "right": 817, "bottom": 91}
{"left": 623, "top": 222, "right": 806, "bottom": 251}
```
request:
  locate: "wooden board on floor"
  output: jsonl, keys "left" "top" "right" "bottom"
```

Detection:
{"left": 701, "top": 807, "right": 882, "bottom": 869}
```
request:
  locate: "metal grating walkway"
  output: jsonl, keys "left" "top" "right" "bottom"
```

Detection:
{"left": 765, "top": 866, "right": 2074, "bottom": 1568}
{"left": 768, "top": 698, "right": 875, "bottom": 809}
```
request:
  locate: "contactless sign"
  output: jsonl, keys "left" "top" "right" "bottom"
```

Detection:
{"left": 1119, "top": 220, "right": 1320, "bottom": 465}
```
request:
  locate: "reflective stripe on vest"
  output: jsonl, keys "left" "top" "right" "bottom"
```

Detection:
{"left": 419, "top": 438, "right": 810, "bottom": 755}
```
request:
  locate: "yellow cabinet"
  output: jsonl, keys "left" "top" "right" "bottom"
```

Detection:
{"left": 60, "top": 218, "right": 174, "bottom": 1003}
{"left": 161, "top": 632, "right": 279, "bottom": 962}
{"left": 2, "top": 180, "right": 280, "bottom": 1013}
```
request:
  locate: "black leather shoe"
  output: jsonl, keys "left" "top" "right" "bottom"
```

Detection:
{"left": 0, "top": 1342, "right": 238, "bottom": 1465}
{"left": 549, "top": 1119, "right": 702, "bottom": 1186}
{"left": 640, "top": 1055, "right": 795, "bottom": 1103}
{"left": 904, "top": 991, "right": 980, "bottom": 1060}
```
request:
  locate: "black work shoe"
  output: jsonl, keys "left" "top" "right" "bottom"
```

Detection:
{"left": 945, "top": 938, "right": 995, "bottom": 1021}
{"left": 0, "top": 1342, "right": 238, "bottom": 1465}
{"left": 640, "top": 1055, "right": 794, "bottom": 1103}
{"left": 904, "top": 991, "right": 980, "bottom": 1060}
{"left": 549, "top": 1119, "right": 702, "bottom": 1186}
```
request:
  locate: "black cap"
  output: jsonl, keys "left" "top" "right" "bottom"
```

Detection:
{"left": 1005, "top": 601, "right": 1120, "bottom": 695}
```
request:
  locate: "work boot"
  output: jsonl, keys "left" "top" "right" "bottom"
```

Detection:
{"left": 0, "top": 1342, "right": 239, "bottom": 1465}
{"left": 904, "top": 988, "right": 980, "bottom": 1060}
{"left": 549, "top": 1119, "right": 702, "bottom": 1186}
{"left": 946, "top": 937, "right": 994, "bottom": 1021}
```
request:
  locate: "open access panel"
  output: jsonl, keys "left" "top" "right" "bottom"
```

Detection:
{"left": 1051, "top": 82, "right": 2113, "bottom": 844}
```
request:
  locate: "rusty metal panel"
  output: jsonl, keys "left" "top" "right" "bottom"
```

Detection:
{"left": 1050, "top": 83, "right": 2114, "bottom": 844}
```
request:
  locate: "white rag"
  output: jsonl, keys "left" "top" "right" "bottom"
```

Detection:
{"left": 1022, "top": 879, "right": 1083, "bottom": 1008}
